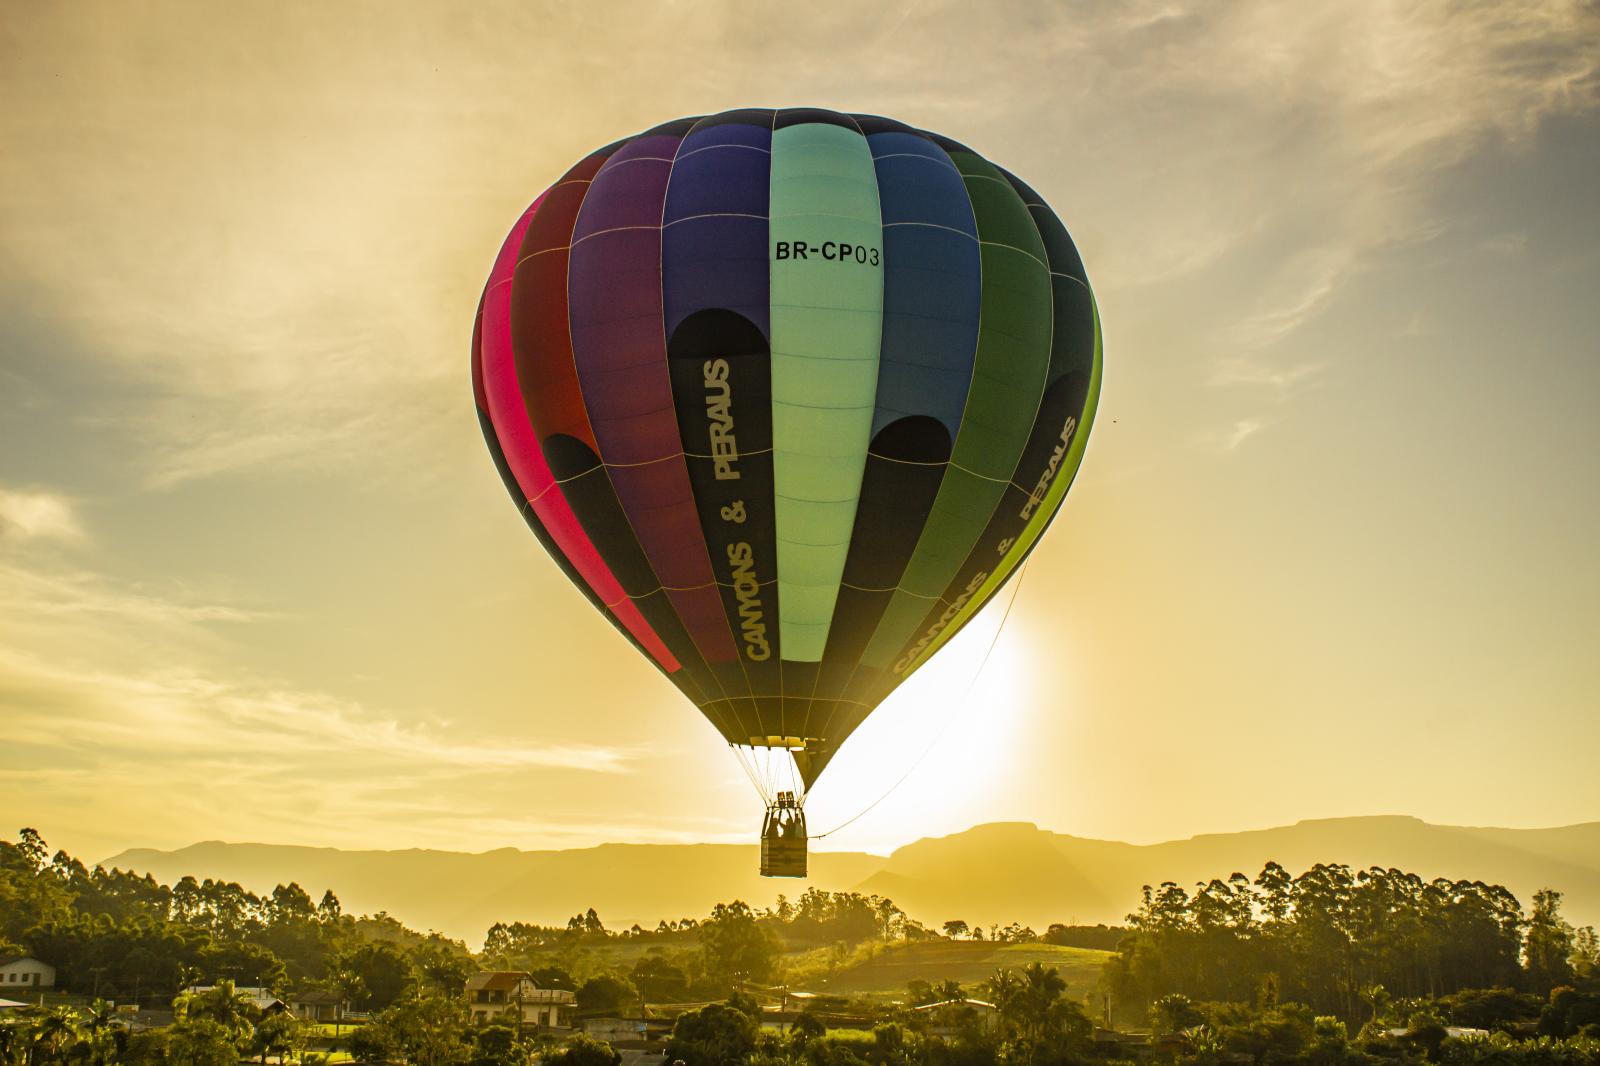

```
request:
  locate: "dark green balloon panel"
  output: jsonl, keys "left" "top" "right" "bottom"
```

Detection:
{"left": 472, "top": 109, "right": 1102, "bottom": 788}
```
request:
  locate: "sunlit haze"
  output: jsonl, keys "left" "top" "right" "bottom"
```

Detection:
{"left": 3, "top": 1, "right": 1597, "bottom": 866}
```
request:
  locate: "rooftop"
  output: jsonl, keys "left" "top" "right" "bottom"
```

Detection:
{"left": 466, "top": 971, "right": 532, "bottom": 994}
{"left": 912, "top": 998, "right": 998, "bottom": 1012}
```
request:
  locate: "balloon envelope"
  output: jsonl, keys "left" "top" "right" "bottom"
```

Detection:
{"left": 472, "top": 109, "right": 1101, "bottom": 791}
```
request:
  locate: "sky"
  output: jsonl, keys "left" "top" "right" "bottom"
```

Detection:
{"left": 2, "top": 0, "right": 1597, "bottom": 866}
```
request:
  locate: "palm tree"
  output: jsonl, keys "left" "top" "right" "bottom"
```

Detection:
{"left": 179, "top": 979, "right": 256, "bottom": 1045}
{"left": 0, "top": 1019, "right": 19, "bottom": 1066}
{"left": 1016, "top": 963, "right": 1067, "bottom": 1042}
{"left": 984, "top": 968, "right": 1023, "bottom": 1030}
{"left": 251, "top": 1012, "right": 303, "bottom": 1065}
{"left": 1150, "top": 993, "right": 1202, "bottom": 1038}
{"left": 28, "top": 1006, "right": 81, "bottom": 1066}
{"left": 80, "top": 1000, "right": 118, "bottom": 1066}
{"left": 985, "top": 963, "right": 1075, "bottom": 1050}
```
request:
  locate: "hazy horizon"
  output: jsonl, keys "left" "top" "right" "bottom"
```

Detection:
{"left": 85, "top": 816, "right": 1600, "bottom": 943}
{"left": 58, "top": 811, "right": 1600, "bottom": 868}
{"left": 4, "top": 2, "right": 1598, "bottom": 864}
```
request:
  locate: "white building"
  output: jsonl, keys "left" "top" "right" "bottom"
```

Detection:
{"left": 910, "top": 998, "right": 1000, "bottom": 1038}
{"left": 465, "top": 972, "right": 575, "bottom": 1028}
{"left": 0, "top": 957, "right": 55, "bottom": 991}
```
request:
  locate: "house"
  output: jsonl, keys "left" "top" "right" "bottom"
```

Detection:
{"left": 464, "top": 972, "right": 575, "bottom": 1028}
{"left": 0, "top": 957, "right": 55, "bottom": 991}
{"left": 911, "top": 998, "right": 1000, "bottom": 1037}
{"left": 183, "top": 986, "right": 288, "bottom": 1014}
{"left": 290, "top": 990, "right": 347, "bottom": 1023}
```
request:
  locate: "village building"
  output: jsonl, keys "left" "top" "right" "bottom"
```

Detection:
{"left": 289, "top": 990, "right": 347, "bottom": 1023}
{"left": 465, "top": 971, "right": 575, "bottom": 1028}
{"left": 910, "top": 998, "right": 1000, "bottom": 1038}
{"left": 0, "top": 957, "right": 55, "bottom": 991}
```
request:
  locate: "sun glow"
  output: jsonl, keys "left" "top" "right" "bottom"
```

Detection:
{"left": 800, "top": 575, "right": 1039, "bottom": 855}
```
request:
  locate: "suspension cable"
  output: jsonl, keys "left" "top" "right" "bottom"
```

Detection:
{"left": 730, "top": 744, "right": 771, "bottom": 805}
{"left": 809, "top": 560, "right": 1032, "bottom": 840}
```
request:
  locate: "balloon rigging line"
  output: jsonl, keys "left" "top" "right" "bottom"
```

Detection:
{"left": 732, "top": 746, "right": 767, "bottom": 802}
{"left": 809, "top": 559, "right": 1032, "bottom": 841}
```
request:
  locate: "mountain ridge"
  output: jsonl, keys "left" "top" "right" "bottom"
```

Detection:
{"left": 103, "top": 816, "right": 1600, "bottom": 946}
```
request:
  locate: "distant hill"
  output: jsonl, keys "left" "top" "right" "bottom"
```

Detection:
{"left": 104, "top": 816, "right": 1600, "bottom": 946}
{"left": 102, "top": 840, "right": 885, "bottom": 944}
{"left": 853, "top": 817, "right": 1600, "bottom": 934}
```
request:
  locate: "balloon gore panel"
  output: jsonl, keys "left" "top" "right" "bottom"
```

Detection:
{"left": 475, "top": 109, "right": 1100, "bottom": 788}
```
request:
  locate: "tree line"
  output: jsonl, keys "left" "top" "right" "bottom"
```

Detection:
{"left": 10, "top": 827, "right": 1600, "bottom": 1066}
{"left": 2, "top": 830, "right": 935, "bottom": 1010}
{"left": 1104, "top": 860, "right": 1600, "bottom": 1024}
{"left": 2, "top": 829, "right": 471, "bottom": 1010}
{"left": 479, "top": 891, "right": 937, "bottom": 1003}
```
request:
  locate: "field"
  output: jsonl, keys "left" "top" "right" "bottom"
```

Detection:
{"left": 805, "top": 941, "right": 1112, "bottom": 1000}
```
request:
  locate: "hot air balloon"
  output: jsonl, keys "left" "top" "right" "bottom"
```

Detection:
{"left": 471, "top": 108, "right": 1101, "bottom": 877}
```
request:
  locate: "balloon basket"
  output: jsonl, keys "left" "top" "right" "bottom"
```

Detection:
{"left": 759, "top": 793, "right": 808, "bottom": 878}
{"left": 760, "top": 833, "right": 807, "bottom": 878}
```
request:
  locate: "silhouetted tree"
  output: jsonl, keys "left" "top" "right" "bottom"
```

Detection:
{"left": 1526, "top": 889, "right": 1577, "bottom": 994}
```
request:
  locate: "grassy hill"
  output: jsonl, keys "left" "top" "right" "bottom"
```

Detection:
{"left": 805, "top": 941, "right": 1112, "bottom": 1001}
